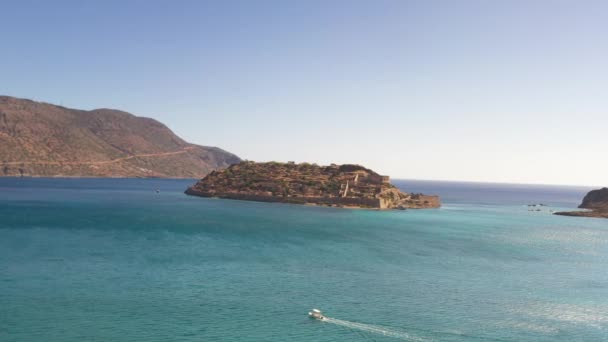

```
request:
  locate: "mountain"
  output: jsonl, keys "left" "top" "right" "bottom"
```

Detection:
{"left": 554, "top": 187, "right": 608, "bottom": 219}
{"left": 0, "top": 96, "right": 240, "bottom": 178}
{"left": 185, "top": 161, "right": 440, "bottom": 209}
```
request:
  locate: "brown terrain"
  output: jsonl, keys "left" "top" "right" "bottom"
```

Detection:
{"left": 554, "top": 187, "right": 608, "bottom": 219}
{"left": 0, "top": 96, "right": 240, "bottom": 178}
{"left": 185, "top": 161, "right": 440, "bottom": 209}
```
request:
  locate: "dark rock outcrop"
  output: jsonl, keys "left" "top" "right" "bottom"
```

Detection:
{"left": 554, "top": 187, "right": 608, "bottom": 219}
{"left": 579, "top": 188, "right": 608, "bottom": 210}
{"left": 0, "top": 96, "right": 240, "bottom": 178}
{"left": 185, "top": 161, "right": 440, "bottom": 210}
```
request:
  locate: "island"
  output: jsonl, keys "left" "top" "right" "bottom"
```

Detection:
{"left": 554, "top": 187, "right": 608, "bottom": 219}
{"left": 185, "top": 161, "right": 440, "bottom": 210}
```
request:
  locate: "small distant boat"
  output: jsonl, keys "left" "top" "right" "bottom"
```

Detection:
{"left": 308, "top": 309, "right": 325, "bottom": 320}
{"left": 155, "top": 188, "right": 160, "bottom": 193}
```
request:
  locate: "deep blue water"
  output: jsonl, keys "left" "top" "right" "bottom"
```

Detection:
{"left": 1, "top": 178, "right": 606, "bottom": 341}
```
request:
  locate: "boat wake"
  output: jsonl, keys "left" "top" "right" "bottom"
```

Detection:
{"left": 322, "top": 316, "right": 432, "bottom": 341}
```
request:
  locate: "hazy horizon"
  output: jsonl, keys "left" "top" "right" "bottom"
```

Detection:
{"left": 2, "top": 0, "right": 606, "bottom": 186}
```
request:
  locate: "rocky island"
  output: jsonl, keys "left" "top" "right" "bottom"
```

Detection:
{"left": 185, "top": 161, "right": 440, "bottom": 210}
{"left": 554, "top": 187, "right": 608, "bottom": 219}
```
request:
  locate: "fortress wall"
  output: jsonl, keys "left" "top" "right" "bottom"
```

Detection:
{"left": 185, "top": 188, "right": 382, "bottom": 208}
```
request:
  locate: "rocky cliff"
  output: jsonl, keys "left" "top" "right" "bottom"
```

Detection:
{"left": 185, "top": 161, "right": 440, "bottom": 210}
{"left": 0, "top": 96, "right": 240, "bottom": 178}
{"left": 554, "top": 187, "right": 608, "bottom": 219}
{"left": 578, "top": 188, "right": 608, "bottom": 211}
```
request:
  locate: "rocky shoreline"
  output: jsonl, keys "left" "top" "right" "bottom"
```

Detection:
{"left": 553, "top": 210, "right": 608, "bottom": 218}
{"left": 554, "top": 187, "right": 608, "bottom": 219}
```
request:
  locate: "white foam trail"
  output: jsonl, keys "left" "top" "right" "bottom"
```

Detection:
{"left": 322, "top": 316, "right": 432, "bottom": 341}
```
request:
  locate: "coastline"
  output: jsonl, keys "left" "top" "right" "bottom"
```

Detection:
{"left": 553, "top": 187, "right": 608, "bottom": 219}
{"left": 185, "top": 187, "right": 440, "bottom": 210}
{"left": 554, "top": 210, "right": 608, "bottom": 219}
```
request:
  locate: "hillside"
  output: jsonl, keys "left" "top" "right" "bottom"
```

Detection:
{"left": 186, "top": 161, "right": 440, "bottom": 209}
{"left": 578, "top": 187, "right": 608, "bottom": 211}
{"left": 554, "top": 187, "right": 608, "bottom": 219}
{"left": 0, "top": 96, "right": 240, "bottom": 178}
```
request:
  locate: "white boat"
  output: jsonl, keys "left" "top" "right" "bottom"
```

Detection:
{"left": 308, "top": 309, "right": 325, "bottom": 320}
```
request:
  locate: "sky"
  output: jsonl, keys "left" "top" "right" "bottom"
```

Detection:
{"left": 1, "top": 0, "right": 607, "bottom": 186}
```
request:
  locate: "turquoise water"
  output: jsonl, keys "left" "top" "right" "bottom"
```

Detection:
{"left": 1, "top": 178, "right": 607, "bottom": 341}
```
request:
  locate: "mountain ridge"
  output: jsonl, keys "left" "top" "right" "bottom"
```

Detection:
{"left": 0, "top": 96, "right": 240, "bottom": 178}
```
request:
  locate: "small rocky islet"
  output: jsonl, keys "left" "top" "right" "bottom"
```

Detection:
{"left": 185, "top": 161, "right": 440, "bottom": 210}
{"left": 554, "top": 187, "right": 608, "bottom": 219}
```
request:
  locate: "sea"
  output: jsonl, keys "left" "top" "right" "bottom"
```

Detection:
{"left": 1, "top": 178, "right": 607, "bottom": 341}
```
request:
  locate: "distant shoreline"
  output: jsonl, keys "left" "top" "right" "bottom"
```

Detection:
{"left": 0, "top": 175, "right": 598, "bottom": 189}
{"left": 554, "top": 210, "right": 608, "bottom": 219}
{"left": 0, "top": 175, "right": 198, "bottom": 180}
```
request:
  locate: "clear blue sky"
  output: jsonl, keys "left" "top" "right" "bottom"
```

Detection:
{"left": 2, "top": 0, "right": 606, "bottom": 186}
